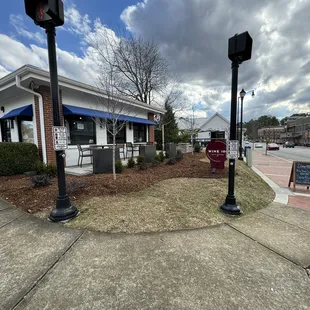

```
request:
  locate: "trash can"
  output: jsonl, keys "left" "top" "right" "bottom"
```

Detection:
{"left": 244, "top": 146, "right": 251, "bottom": 157}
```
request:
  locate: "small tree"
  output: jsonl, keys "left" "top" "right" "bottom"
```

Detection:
{"left": 91, "top": 46, "right": 135, "bottom": 180}
{"left": 178, "top": 104, "right": 199, "bottom": 154}
{"left": 265, "top": 137, "right": 270, "bottom": 155}
{"left": 155, "top": 104, "right": 179, "bottom": 149}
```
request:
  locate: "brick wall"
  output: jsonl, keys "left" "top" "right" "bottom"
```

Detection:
{"left": 148, "top": 113, "right": 155, "bottom": 143}
{"left": 36, "top": 85, "right": 63, "bottom": 165}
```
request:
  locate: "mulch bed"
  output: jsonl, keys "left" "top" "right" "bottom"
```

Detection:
{"left": 0, "top": 153, "right": 227, "bottom": 214}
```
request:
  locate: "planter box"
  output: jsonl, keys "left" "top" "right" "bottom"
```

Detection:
{"left": 166, "top": 143, "right": 177, "bottom": 158}
{"left": 139, "top": 145, "right": 156, "bottom": 163}
{"left": 93, "top": 148, "right": 120, "bottom": 174}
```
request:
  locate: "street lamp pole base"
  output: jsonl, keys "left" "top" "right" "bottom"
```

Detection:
{"left": 48, "top": 196, "right": 79, "bottom": 222}
{"left": 220, "top": 202, "right": 242, "bottom": 215}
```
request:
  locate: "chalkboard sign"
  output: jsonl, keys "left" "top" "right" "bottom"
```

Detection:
{"left": 288, "top": 161, "right": 310, "bottom": 190}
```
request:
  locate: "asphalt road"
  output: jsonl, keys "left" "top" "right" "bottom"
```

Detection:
{"left": 255, "top": 145, "right": 310, "bottom": 162}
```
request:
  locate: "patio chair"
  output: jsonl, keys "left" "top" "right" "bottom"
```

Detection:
{"left": 126, "top": 142, "right": 139, "bottom": 158}
{"left": 116, "top": 144, "right": 125, "bottom": 159}
{"left": 77, "top": 144, "right": 93, "bottom": 167}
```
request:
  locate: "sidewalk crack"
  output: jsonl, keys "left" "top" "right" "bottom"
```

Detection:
{"left": 225, "top": 223, "right": 306, "bottom": 270}
{"left": 11, "top": 229, "right": 85, "bottom": 310}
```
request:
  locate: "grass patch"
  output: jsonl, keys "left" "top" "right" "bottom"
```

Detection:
{"left": 65, "top": 161, "right": 274, "bottom": 233}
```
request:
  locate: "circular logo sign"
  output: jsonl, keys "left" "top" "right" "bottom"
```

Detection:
{"left": 206, "top": 140, "right": 227, "bottom": 163}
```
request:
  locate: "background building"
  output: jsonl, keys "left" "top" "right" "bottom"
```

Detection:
{"left": 258, "top": 126, "right": 285, "bottom": 143}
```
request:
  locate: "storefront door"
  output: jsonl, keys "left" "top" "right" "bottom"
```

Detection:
{"left": 1, "top": 120, "right": 12, "bottom": 142}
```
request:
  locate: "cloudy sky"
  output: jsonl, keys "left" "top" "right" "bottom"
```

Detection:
{"left": 1, "top": 0, "right": 310, "bottom": 121}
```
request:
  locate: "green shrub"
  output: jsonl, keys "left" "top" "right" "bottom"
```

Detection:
{"left": 127, "top": 158, "right": 135, "bottom": 168}
{"left": 166, "top": 158, "right": 177, "bottom": 165}
{"left": 136, "top": 156, "right": 144, "bottom": 165}
{"left": 158, "top": 151, "right": 165, "bottom": 162}
{"left": 35, "top": 161, "right": 57, "bottom": 177}
{"left": 31, "top": 174, "right": 51, "bottom": 187}
{"left": 115, "top": 160, "right": 124, "bottom": 174}
{"left": 151, "top": 159, "right": 161, "bottom": 167}
{"left": 194, "top": 143, "right": 201, "bottom": 153}
{"left": 139, "top": 162, "right": 148, "bottom": 170}
{"left": 67, "top": 180, "right": 88, "bottom": 194}
{"left": 176, "top": 150, "right": 184, "bottom": 161}
{"left": 0, "top": 143, "right": 40, "bottom": 176}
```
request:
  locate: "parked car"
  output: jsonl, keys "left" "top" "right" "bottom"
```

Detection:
{"left": 255, "top": 143, "right": 263, "bottom": 148}
{"left": 283, "top": 141, "right": 295, "bottom": 148}
{"left": 267, "top": 143, "right": 280, "bottom": 151}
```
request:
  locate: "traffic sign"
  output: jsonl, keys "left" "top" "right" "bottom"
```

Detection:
{"left": 226, "top": 140, "right": 239, "bottom": 159}
{"left": 52, "top": 126, "right": 68, "bottom": 151}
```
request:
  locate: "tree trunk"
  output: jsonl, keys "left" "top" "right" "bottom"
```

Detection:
{"left": 191, "top": 133, "right": 194, "bottom": 155}
{"left": 162, "top": 124, "right": 165, "bottom": 152}
{"left": 113, "top": 127, "right": 116, "bottom": 180}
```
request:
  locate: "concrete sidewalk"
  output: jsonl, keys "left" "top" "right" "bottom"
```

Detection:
{"left": 1, "top": 198, "right": 310, "bottom": 310}
{"left": 252, "top": 149, "right": 310, "bottom": 210}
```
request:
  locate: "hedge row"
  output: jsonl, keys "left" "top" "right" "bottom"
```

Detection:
{"left": 0, "top": 142, "right": 40, "bottom": 176}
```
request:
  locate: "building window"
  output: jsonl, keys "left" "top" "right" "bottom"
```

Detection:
{"left": 211, "top": 131, "right": 225, "bottom": 139}
{"left": 66, "top": 115, "right": 96, "bottom": 145}
{"left": 20, "top": 120, "right": 34, "bottom": 143}
{"left": 134, "top": 123, "right": 146, "bottom": 143}
{"left": 107, "top": 120, "right": 126, "bottom": 144}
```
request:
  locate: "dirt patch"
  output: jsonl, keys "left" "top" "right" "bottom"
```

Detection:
{"left": 0, "top": 153, "right": 226, "bottom": 214}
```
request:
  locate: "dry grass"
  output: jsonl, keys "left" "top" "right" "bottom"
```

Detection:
{"left": 63, "top": 160, "right": 274, "bottom": 233}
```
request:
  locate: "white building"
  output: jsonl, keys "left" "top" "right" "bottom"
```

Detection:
{"left": 177, "top": 112, "right": 230, "bottom": 142}
{"left": 0, "top": 65, "right": 165, "bottom": 166}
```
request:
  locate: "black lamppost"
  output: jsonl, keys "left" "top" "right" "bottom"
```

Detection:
{"left": 238, "top": 89, "right": 255, "bottom": 160}
{"left": 220, "top": 31, "right": 253, "bottom": 215}
{"left": 238, "top": 89, "right": 246, "bottom": 159}
{"left": 25, "top": 0, "right": 78, "bottom": 222}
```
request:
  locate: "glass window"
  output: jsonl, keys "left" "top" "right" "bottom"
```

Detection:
{"left": 134, "top": 123, "right": 146, "bottom": 143}
{"left": 20, "top": 120, "right": 34, "bottom": 143}
{"left": 211, "top": 131, "right": 225, "bottom": 139}
{"left": 107, "top": 120, "right": 126, "bottom": 144}
{"left": 66, "top": 115, "right": 96, "bottom": 145}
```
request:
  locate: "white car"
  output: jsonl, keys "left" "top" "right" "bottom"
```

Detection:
{"left": 255, "top": 143, "right": 263, "bottom": 148}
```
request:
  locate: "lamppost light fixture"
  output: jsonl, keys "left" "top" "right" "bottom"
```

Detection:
{"left": 240, "top": 89, "right": 246, "bottom": 98}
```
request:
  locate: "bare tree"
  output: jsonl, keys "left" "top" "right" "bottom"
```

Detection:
{"left": 179, "top": 104, "right": 199, "bottom": 154}
{"left": 88, "top": 28, "right": 170, "bottom": 105}
{"left": 91, "top": 56, "right": 135, "bottom": 180}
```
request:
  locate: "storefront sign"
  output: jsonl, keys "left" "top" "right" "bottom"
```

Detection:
{"left": 206, "top": 140, "right": 227, "bottom": 169}
{"left": 53, "top": 126, "right": 68, "bottom": 151}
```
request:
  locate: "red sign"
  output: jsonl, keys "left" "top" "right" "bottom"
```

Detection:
{"left": 206, "top": 140, "right": 227, "bottom": 169}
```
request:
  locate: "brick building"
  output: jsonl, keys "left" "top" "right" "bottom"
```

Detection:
{"left": 280, "top": 116, "right": 310, "bottom": 145}
{"left": 0, "top": 65, "right": 164, "bottom": 166}
{"left": 257, "top": 126, "right": 285, "bottom": 143}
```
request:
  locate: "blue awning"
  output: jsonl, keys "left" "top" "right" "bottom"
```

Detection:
{"left": 63, "top": 105, "right": 110, "bottom": 119}
{"left": 63, "top": 105, "right": 156, "bottom": 125}
{"left": 1, "top": 105, "right": 33, "bottom": 119}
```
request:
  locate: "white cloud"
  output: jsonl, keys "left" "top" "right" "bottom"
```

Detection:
{"left": 9, "top": 14, "right": 46, "bottom": 45}
{"left": 2, "top": 0, "right": 310, "bottom": 122}
{"left": 121, "top": 0, "right": 310, "bottom": 121}
{"left": 64, "top": 4, "right": 91, "bottom": 36}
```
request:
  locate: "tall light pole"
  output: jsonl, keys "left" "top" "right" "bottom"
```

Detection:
{"left": 238, "top": 89, "right": 246, "bottom": 159}
{"left": 221, "top": 31, "right": 253, "bottom": 215}
{"left": 238, "top": 89, "right": 255, "bottom": 160}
